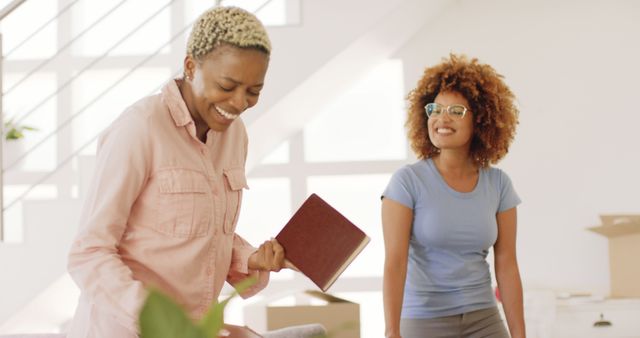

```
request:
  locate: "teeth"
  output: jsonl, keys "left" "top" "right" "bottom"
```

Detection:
{"left": 215, "top": 106, "right": 238, "bottom": 120}
{"left": 437, "top": 127, "right": 454, "bottom": 134}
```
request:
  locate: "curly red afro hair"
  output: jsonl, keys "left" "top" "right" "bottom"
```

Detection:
{"left": 406, "top": 54, "right": 519, "bottom": 167}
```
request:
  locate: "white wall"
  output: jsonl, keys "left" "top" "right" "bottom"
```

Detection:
{"left": 247, "top": 0, "right": 408, "bottom": 124}
{"left": 396, "top": 0, "right": 640, "bottom": 294}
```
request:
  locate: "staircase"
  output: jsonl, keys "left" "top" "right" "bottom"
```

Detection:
{"left": 0, "top": 0, "right": 448, "bottom": 331}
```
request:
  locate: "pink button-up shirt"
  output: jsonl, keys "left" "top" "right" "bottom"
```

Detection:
{"left": 67, "top": 79, "right": 268, "bottom": 338}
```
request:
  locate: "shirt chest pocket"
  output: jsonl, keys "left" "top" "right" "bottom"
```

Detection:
{"left": 156, "top": 169, "right": 212, "bottom": 238}
{"left": 222, "top": 167, "right": 248, "bottom": 234}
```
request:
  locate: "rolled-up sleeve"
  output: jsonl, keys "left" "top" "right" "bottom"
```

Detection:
{"left": 227, "top": 234, "right": 269, "bottom": 298}
{"left": 68, "top": 111, "right": 151, "bottom": 333}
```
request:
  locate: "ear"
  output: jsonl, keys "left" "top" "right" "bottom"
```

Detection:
{"left": 183, "top": 55, "right": 196, "bottom": 80}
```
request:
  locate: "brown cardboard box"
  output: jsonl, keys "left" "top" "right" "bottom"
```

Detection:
{"left": 260, "top": 290, "right": 360, "bottom": 338}
{"left": 588, "top": 214, "right": 640, "bottom": 298}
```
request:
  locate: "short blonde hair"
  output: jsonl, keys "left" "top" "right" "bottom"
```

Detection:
{"left": 186, "top": 6, "right": 271, "bottom": 59}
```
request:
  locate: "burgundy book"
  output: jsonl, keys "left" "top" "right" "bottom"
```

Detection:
{"left": 276, "top": 193, "right": 370, "bottom": 292}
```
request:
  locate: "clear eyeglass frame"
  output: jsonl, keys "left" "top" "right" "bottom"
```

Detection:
{"left": 425, "top": 103, "right": 469, "bottom": 120}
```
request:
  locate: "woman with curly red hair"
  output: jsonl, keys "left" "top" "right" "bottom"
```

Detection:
{"left": 382, "top": 54, "right": 525, "bottom": 338}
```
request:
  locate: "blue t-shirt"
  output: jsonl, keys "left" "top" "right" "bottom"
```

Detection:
{"left": 382, "top": 159, "right": 521, "bottom": 319}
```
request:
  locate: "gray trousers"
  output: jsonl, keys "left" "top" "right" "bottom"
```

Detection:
{"left": 400, "top": 307, "right": 510, "bottom": 338}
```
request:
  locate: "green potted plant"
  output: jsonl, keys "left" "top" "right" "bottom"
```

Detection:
{"left": 3, "top": 118, "right": 38, "bottom": 141}
{"left": 139, "top": 277, "right": 260, "bottom": 338}
{"left": 139, "top": 277, "right": 334, "bottom": 337}
{"left": 3, "top": 118, "right": 38, "bottom": 167}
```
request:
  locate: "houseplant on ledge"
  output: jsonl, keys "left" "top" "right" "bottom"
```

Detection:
{"left": 4, "top": 118, "right": 38, "bottom": 141}
{"left": 3, "top": 118, "right": 38, "bottom": 167}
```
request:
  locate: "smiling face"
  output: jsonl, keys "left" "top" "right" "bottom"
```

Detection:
{"left": 427, "top": 91, "right": 474, "bottom": 152}
{"left": 183, "top": 44, "right": 269, "bottom": 134}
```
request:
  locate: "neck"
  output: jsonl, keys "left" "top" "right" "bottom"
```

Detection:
{"left": 178, "top": 79, "right": 209, "bottom": 142}
{"left": 432, "top": 149, "right": 476, "bottom": 177}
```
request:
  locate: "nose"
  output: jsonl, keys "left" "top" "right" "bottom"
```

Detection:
{"left": 229, "top": 90, "right": 249, "bottom": 112}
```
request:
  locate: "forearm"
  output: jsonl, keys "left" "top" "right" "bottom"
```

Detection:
{"left": 228, "top": 235, "right": 269, "bottom": 298}
{"left": 68, "top": 239, "right": 147, "bottom": 332}
{"left": 383, "top": 259, "right": 407, "bottom": 338}
{"left": 381, "top": 198, "right": 412, "bottom": 338}
{"left": 496, "top": 261, "right": 526, "bottom": 338}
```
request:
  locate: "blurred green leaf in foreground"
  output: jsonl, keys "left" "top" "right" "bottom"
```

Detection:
{"left": 139, "top": 277, "right": 256, "bottom": 338}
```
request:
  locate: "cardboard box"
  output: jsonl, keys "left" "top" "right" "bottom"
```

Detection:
{"left": 245, "top": 290, "right": 360, "bottom": 338}
{"left": 588, "top": 214, "right": 640, "bottom": 298}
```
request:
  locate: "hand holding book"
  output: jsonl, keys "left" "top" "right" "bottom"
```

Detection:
{"left": 283, "top": 259, "right": 300, "bottom": 272}
{"left": 248, "top": 238, "right": 286, "bottom": 272}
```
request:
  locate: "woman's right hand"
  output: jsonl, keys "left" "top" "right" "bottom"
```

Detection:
{"left": 248, "top": 238, "right": 285, "bottom": 272}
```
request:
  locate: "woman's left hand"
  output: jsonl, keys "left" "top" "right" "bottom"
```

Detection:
{"left": 248, "top": 238, "right": 285, "bottom": 272}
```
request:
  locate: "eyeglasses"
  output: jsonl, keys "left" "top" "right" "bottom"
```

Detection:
{"left": 425, "top": 103, "right": 468, "bottom": 120}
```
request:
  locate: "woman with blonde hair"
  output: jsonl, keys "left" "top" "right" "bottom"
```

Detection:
{"left": 382, "top": 54, "right": 525, "bottom": 338}
{"left": 67, "top": 7, "right": 286, "bottom": 337}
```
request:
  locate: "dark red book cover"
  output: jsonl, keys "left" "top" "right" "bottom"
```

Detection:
{"left": 276, "top": 193, "right": 370, "bottom": 291}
